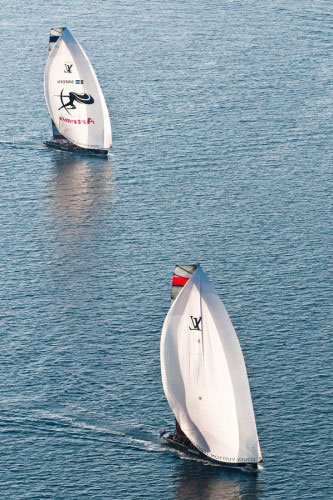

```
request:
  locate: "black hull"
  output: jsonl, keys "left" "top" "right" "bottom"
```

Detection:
{"left": 44, "top": 140, "right": 108, "bottom": 156}
{"left": 161, "top": 434, "right": 259, "bottom": 470}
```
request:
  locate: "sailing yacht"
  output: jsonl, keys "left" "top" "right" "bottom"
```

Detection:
{"left": 44, "top": 28, "right": 112, "bottom": 155}
{"left": 160, "top": 265, "right": 262, "bottom": 468}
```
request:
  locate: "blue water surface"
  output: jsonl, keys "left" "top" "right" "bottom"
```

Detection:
{"left": 0, "top": 1, "right": 331, "bottom": 498}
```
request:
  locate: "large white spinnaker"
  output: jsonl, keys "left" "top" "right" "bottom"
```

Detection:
{"left": 44, "top": 28, "right": 112, "bottom": 150}
{"left": 160, "top": 266, "right": 262, "bottom": 464}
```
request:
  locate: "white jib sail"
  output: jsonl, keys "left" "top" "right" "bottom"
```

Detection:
{"left": 161, "top": 266, "right": 262, "bottom": 463}
{"left": 44, "top": 28, "right": 112, "bottom": 150}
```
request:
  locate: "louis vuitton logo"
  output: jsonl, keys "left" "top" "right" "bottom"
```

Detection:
{"left": 189, "top": 316, "right": 202, "bottom": 331}
{"left": 64, "top": 64, "right": 73, "bottom": 73}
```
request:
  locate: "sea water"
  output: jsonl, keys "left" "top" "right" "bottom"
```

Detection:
{"left": 0, "top": 1, "right": 331, "bottom": 498}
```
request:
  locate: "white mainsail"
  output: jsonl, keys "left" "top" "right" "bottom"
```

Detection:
{"left": 160, "top": 266, "right": 262, "bottom": 464}
{"left": 44, "top": 28, "right": 112, "bottom": 150}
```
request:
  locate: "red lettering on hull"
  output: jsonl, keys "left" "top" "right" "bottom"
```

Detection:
{"left": 59, "top": 116, "right": 95, "bottom": 125}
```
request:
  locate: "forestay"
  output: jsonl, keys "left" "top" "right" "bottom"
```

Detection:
{"left": 160, "top": 266, "right": 262, "bottom": 463}
{"left": 44, "top": 28, "right": 112, "bottom": 150}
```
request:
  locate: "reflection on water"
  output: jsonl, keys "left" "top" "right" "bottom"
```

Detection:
{"left": 49, "top": 152, "right": 114, "bottom": 239}
{"left": 174, "top": 459, "right": 263, "bottom": 500}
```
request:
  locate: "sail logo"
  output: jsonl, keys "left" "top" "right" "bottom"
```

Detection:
{"left": 57, "top": 80, "right": 84, "bottom": 84}
{"left": 59, "top": 116, "right": 95, "bottom": 125}
{"left": 57, "top": 89, "right": 94, "bottom": 115}
{"left": 64, "top": 63, "right": 73, "bottom": 73}
{"left": 189, "top": 316, "right": 202, "bottom": 331}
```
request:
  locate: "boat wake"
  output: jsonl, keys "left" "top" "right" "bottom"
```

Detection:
{"left": 0, "top": 138, "right": 44, "bottom": 151}
{"left": 126, "top": 436, "right": 164, "bottom": 453}
{"left": 0, "top": 409, "right": 166, "bottom": 456}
